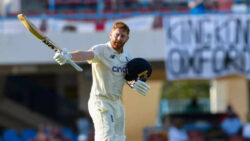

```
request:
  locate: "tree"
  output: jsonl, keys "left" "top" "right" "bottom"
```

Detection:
{"left": 161, "top": 80, "right": 210, "bottom": 99}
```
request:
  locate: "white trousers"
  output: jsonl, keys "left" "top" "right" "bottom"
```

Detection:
{"left": 88, "top": 96, "right": 126, "bottom": 141}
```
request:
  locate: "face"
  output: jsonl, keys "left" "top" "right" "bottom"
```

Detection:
{"left": 110, "top": 28, "right": 129, "bottom": 53}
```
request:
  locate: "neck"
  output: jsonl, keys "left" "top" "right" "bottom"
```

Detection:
{"left": 114, "top": 47, "right": 123, "bottom": 53}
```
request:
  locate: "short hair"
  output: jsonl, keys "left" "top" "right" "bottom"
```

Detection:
{"left": 112, "top": 21, "right": 130, "bottom": 35}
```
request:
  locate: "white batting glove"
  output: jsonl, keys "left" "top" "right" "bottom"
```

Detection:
{"left": 53, "top": 48, "right": 72, "bottom": 65}
{"left": 133, "top": 80, "right": 150, "bottom": 96}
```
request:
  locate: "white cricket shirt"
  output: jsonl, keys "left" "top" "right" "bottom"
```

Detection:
{"left": 88, "top": 42, "right": 132, "bottom": 100}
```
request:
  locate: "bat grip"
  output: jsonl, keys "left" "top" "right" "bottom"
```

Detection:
{"left": 67, "top": 59, "right": 83, "bottom": 72}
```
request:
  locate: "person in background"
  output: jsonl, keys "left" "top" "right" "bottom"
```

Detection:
{"left": 139, "top": 0, "right": 151, "bottom": 9}
{"left": 187, "top": 0, "right": 206, "bottom": 14}
{"left": 39, "top": 19, "right": 47, "bottom": 32}
{"left": 76, "top": 111, "right": 92, "bottom": 141}
{"left": 34, "top": 124, "right": 48, "bottom": 141}
{"left": 221, "top": 106, "right": 242, "bottom": 138}
{"left": 216, "top": 0, "right": 234, "bottom": 12}
{"left": 168, "top": 118, "right": 189, "bottom": 141}
{"left": 50, "top": 125, "right": 70, "bottom": 141}
{"left": 184, "top": 97, "right": 203, "bottom": 114}
{"left": 242, "top": 114, "right": 250, "bottom": 141}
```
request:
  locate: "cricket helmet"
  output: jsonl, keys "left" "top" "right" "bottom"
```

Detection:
{"left": 125, "top": 58, "right": 152, "bottom": 82}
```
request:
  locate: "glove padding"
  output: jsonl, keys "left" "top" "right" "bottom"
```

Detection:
{"left": 53, "top": 48, "right": 72, "bottom": 65}
{"left": 133, "top": 80, "right": 150, "bottom": 96}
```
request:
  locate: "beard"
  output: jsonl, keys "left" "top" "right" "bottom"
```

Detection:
{"left": 111, "top": 40, "right": 125, "bottom": 51}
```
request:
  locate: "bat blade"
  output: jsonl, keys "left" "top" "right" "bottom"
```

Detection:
{"left": 17, "top": 14, "right": 83, "bottom": 72}
{"left": 17, "top": 14, "right": 60, "bottom": 52}
{"left": 17, "top": 14, "right": 44, "bottom": 40}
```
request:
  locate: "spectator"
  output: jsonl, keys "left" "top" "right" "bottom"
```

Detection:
{"left": 49, "top": 125, "right": 70, "bottom": 141}
{"left": 221, "top": 106, "right": 242, "bottom": 137}
{"left": 43, "top": 124, "right": 54, "bottom": 138}
{"left": 110, "top": 0, "right": 124, "bottom": 11}
{"left": 97, "top": 0, "right": 104, "bottom": 14}
{"left": 242, "top": 114, "right": 250, "bottom": 141}
{"left": 138, "top": 0, "right": 151, "bottom": 9}
{"left": 187, "top": 0, "right": 206, "bottom": 14}
{"left": 184, "top": 97, "right": 203, "bottom": 113}
{"left": 76, "top": 111, "right": 92, "bottom": 141}
{"left": 162, "top": 115, "right": 171, "bottom": 127}
{"left": 63, "top": 25, "right": 77, "bottom": 32}
{"left": 152, "top": 0, "right": 163, "bottom": 9}
{"left": 152, "top": 16, "right": 162, "bottom": 29}
{"left": 35, "top": 124, "right": 71, "bottom": 141}
{"left": 39, "top": 19, "right": 47, "bottom": 32}
{"left": 216, "top": 0, "right": 234, "bottom": 12}
{"left": 168, "top": 118, "right": 189, "bottom": 141}
{"left": 231, "top": 0, "right": 247, "bottom": 13}
{"left": 34, "top": 124, "right": 48, "bottom": 141}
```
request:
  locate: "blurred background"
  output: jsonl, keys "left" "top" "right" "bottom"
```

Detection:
{"left": 0, "top": 0, "right": 250, "bottom": 141}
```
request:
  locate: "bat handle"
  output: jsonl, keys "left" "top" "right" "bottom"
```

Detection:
{"left": 67, "top": 59, "right": 83, "bottom": 72}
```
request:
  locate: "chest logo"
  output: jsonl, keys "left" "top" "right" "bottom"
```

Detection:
{"left": 112, "top": 66, "right": 127, "bottom": 73}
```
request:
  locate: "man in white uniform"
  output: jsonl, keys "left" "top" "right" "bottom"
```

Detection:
{"left": 53, "top": 21, "right": 150, "bottom": 141}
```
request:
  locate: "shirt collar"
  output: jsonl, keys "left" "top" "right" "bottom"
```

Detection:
{"left": 107, "top": 41, "right": 125, "bottom": 54}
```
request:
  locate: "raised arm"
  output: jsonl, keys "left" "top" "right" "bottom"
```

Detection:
{"left": 70, "top": 50, "right": 94, "bottom": 62}
{"left": 53, "top": 48, "right": 94, "bottom": 66}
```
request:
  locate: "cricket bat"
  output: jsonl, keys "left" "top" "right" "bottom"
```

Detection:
{"left": 17, "top": 14, "right": 83, "bottom": 72}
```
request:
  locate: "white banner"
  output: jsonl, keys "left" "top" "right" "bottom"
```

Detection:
{"left": 164, "top": 14, "right": 250, "bottom": 80}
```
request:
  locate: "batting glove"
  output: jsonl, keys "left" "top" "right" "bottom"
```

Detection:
{"left": 133, "top": 80, "right": 150, "bottom": 96}
{"left": 53, "top": 48, "right": 72, "bottom": 65}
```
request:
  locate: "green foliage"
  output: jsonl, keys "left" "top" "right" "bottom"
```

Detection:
{"left": 161, "top": 80, "right": 210, "bottom": 99}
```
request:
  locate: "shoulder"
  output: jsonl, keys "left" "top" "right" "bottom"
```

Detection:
{"left": 89, "top": 43, "right": 107, "bottom": 51}
{"left": 89, "top": 43, "right": 109, "bottom": 57}
{"left": 123, "top": 50, "right": 133, "bottom": 62}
